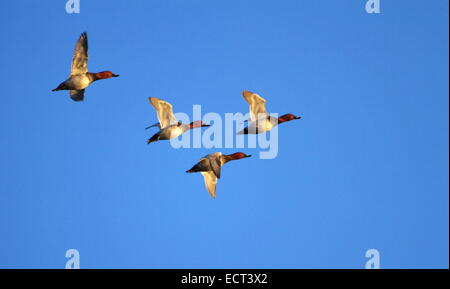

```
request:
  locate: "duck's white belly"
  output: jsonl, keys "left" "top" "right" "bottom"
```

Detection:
{"left": 160, "top": 125, "right": 184, "bottom": 139}
{"left": 264, "top": 119, "right": 274, "bottom": 131}
{"left": 66, "top": 74, "right": 91, "bottom": 90}
{"left": 169, "top": 126, "right": 184, "bottom": 138}
{"left": 247, "top": 119, "right": 275, "bottom": 134}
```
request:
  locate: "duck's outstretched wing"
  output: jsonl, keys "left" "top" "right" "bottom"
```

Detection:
{"left": 70, "top": 89, "right": 85, "bottom": 102}
{"left": 206, "top": 153, "right": 222, "bottom": 179}
{"left": 71, "top": 32, "right": 88, "bottom": 76}
{"left": 201, "top": 171, "right": 218, "bottom": 198}
{"left": 243, "top": 90, "right": 268, "bottom": 122}
{"left": 149, "top": 97, "right": 178, "bottom": 129}
{"left": 186, "top": 158, "right": 210, "bottom": 173}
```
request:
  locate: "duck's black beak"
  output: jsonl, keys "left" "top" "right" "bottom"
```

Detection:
{"left": 112, "top": 74, "right": 120, "bottom": 77}
{"left": 295, "top": 116, "right": 301, "bottom": 119}
{"left": 245, "top": 154, "right": 252, "bottom": 158}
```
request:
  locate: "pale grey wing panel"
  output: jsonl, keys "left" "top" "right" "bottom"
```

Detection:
{"left": 188, "top": 158, "right": 211, "bottom": 173}
{"left": 71, "top": 32, "right": 88, "bottom": 75}
{"left": 197, "top": 158, "right": 212, "bottom": 171}
{"left": 206, "top": 154, "right": 222, "bottom": 179}
{"left": 243, "top": 90, "right": 268, "bottom": 122}
{"left": 201, "top": 171, "right": 218, "bottom": 198}
{"left": 70, "top": 89, "right": 85, "bottom": 102}
{"left": 268, "top": 116, "right": 279, "bottom": 126}
{"left": 149, "top": 97, "right": 178, "bottom": 129}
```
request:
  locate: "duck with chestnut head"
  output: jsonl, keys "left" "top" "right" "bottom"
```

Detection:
{"left": 186, "top": 152, "right": 251, "bottom": 198}
{"left": 237, "top": 90, "right": 301, "bottom": 134}
{"left": 52, "top": 32, "right": 119, "bottom": 101}
{"left": 146, "top": 97, "right": 210, "bottom": 144}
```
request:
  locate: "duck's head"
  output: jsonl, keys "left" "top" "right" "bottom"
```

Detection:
{"left": 95, "top": 71, "right": 120, "bottom": 79}
{"left": 225, "top": 152, "right": 252, "bottom": 161}
{"left": 278, "top": 113, "right": 301, "bottom": 123}
{"left": 189, "top": 120, "right": 210, "bottom": 128}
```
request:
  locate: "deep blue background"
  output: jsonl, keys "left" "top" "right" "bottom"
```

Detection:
{"left": 0, "top": 0, "right": 448, "bottom": 268}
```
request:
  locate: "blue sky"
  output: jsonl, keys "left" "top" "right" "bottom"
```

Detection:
{"left": 0, "top": 0, "right": 448, "bottom": 268}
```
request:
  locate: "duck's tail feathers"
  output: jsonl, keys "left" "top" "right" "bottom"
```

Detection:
{"left": 146, "top": 134, "right": 160, "bottom": 144}
{"left": 52, "top": 83, "right": 69, "bottom": 91}
{"left": 237, "top": 128, "right": 248, "bottom": 135}
{"left": 186, "top": 164, "right": 203, "bottom": 173}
